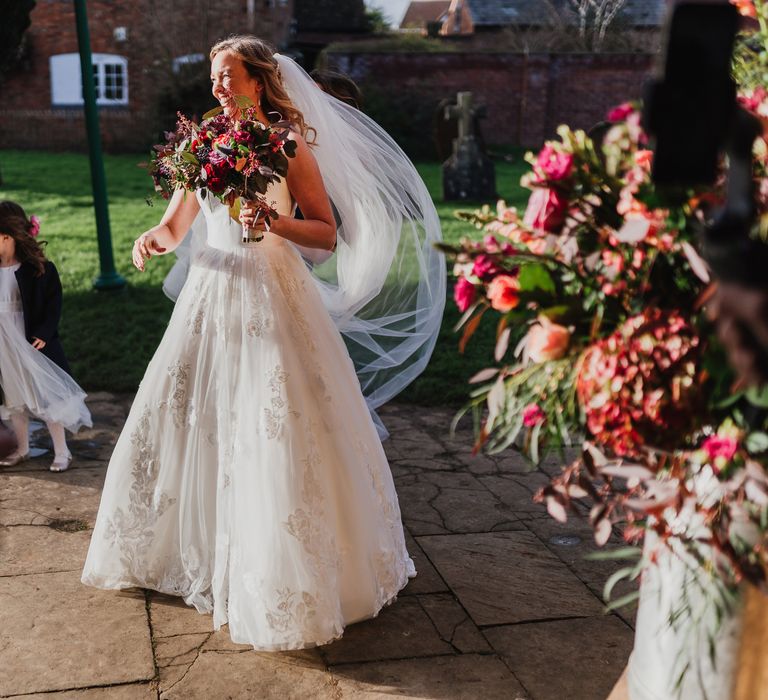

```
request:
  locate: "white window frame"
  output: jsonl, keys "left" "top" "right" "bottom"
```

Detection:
{"left": 50, "top": 53, "right": 129, "bottom": 107}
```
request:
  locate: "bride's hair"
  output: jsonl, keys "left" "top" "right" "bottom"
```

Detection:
{"left": 0, "top": 201, "right": 47, "bottom": 277}
{"left": 210, "top": 36, "right": 316, "bottom": 143}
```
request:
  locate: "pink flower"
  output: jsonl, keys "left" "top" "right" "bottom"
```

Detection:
{"left": 453, "top": 276, "right": 477, "bottom": 312}
{"left": 739, "top": 87, "right": 768, "bottom": 116}
{"left": 472, "top": 254, "right": 500, "bottom": 280}
{"left": 525, "top": 317, "right": 570, "bottom": 363}
{"left": 523, "top": 404, "right": 545, "bottom": 427}
{"left": 487, "top": 274, "right": 520, "bottom": 312}
{"left": 634, "top": 149, "right": 653, "bottom": 171}
{"left": 27, "top": 215, "right": 40, "bottom": 238}
{"left": 523, "top": 187, "right": 568, "bottom": 234}
{"left": 607, "top": 102, "right": 635, "bottom": 123}
{"left": 535, "top": 145, "right": 574, "bottom": 182}
{"left": 702, "top": 436, "right": 738, "bottom": 464}
{"left": 233, "top": 130, "right": 253, "bottom": 144}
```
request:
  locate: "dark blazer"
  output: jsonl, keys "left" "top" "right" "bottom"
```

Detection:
{"left": 14, "top": 261, "right": 71, "bottom": 374}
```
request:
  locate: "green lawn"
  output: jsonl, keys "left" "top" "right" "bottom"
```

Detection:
{"left": 0, "top": 149, "right": 530, "bottom": 405}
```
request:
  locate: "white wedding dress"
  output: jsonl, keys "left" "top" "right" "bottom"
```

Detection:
{"left": 628, "top": 533, "right": 741, "bottom": 699}
{"left": 82, "top": 181, "right": 416, "bottom": 650}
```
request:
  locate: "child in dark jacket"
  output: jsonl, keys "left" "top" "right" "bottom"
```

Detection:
{"left": 0, "top": 201, "right": 91, "bottom": 471}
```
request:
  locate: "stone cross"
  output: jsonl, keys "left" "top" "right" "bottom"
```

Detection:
{"left": 444, "top": 92, "right": 475, "bottom": 142}
{"left": 441, "top": 90, "right": 495, "bottom": 201}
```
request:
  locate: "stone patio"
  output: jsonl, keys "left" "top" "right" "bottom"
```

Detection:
{"left": 0, "top": 394, "right": 634, "bottom": 699}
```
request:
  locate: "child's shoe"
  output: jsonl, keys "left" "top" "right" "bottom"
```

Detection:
{"left": 0, "top": 451, "right": 30, "bottom": 467}
{"left": 50, "top": 453, "right": 72, "bottom": 472}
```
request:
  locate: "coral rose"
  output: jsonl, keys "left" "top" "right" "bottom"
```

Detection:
{"left": 525, "top": 317, "right": 570, "bottom": 363}
{"left": 487, "top": 274, "right": 520, "bottom": 312}
{"left": 731, "top": 0, "right": 757, "bottom": 18}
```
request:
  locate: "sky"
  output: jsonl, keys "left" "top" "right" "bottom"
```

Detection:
{"left": 364, "top": 0, "right": 411, "bottom": 27}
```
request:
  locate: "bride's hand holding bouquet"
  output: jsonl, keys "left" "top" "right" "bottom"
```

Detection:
{"left": 134, "top": 93, "right": 297, "bottom": 268}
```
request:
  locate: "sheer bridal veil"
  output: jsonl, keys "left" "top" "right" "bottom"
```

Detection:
{"left": 164, "top": 53, "right": 446, "bottom": 437}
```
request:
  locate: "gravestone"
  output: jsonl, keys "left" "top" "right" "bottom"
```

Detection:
{"left": 442, "top": 92, "right": 496, "bottom": 201}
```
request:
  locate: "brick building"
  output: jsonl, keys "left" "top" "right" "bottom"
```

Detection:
{"left": 0, "top": 0, "right": 294, "bottom": 152}
{"left": 327, "top": 50, "right": 654, "bottom": 150}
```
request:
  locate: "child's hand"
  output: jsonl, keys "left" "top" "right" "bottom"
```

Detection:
{"left": 132, "top": 232, "right": 166, "bottom": 271}
{"left": 31, "top": 337, "right": 46, "bottom": 350}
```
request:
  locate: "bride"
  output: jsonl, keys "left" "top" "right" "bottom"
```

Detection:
{"left": 81, "top": 36, "right": 445, "bottom": 651}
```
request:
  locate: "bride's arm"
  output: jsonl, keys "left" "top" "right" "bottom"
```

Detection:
{"left": 133, "top": 188, "right": 200, "bottom": 270}
{"left": 246, "top": 132, "right": 336, "bottom": 251}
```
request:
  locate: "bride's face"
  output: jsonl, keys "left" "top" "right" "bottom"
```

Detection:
{"left": 210, "top": 51, "right": 261, "bottom": 116}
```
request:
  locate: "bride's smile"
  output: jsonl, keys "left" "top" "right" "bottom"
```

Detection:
{"left": 210, "top": 50, "right": 263, "bottom": 119}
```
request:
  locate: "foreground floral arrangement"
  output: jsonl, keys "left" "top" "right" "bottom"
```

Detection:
{"left": 442, "top": 26, "right": 768, "bottom": 604}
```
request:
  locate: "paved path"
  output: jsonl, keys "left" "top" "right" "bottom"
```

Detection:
{"left": 0, "top": 394, "right": 634, "bottom": 699}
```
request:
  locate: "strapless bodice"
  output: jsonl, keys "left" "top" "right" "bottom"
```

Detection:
{"left": 196, "top": 177, "right": 294, "bottom": 253}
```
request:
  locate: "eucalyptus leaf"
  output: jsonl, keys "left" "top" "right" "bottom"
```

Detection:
{"left": 202, "top": 106, "right": 224, "bottom": 120}
{"left": 746, "top": 431, "right": 768, "bottom": 454}
{"left": 746, "top": 385, "right": 768, "bottom": 408}
{"left": 603, "top": 589, "right": 641, "bottom": 612}
{"left": 234, "top": 94, "right": 255, "bottom": 108}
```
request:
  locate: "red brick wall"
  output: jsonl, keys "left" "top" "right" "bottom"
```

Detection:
{"left": 326, "top": 51, "right": 655, "bottom": 149}
{"left": 0, "top": 0, "right": 294, "bottom": 152}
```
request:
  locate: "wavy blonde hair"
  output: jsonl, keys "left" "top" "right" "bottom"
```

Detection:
{"left": 210, "top": 36, "right": 315, "bottom": 143}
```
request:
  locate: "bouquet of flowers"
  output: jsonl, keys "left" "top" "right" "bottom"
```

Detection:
{"left": 149, "top": 96, "right": 297, "bottom": 241}
{"left": 441, "top": 1, "right": 768, "bottom": 610}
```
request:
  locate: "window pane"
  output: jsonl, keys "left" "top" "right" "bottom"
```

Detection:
{"left": 90, "top": 64, "right": 100, "bottom": 98}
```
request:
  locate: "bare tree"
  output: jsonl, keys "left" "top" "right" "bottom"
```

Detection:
{"left": 566, "top": 0, "right": 629, "bottom": 50}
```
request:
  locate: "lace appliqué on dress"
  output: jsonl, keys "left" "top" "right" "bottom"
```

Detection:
{"left": 266, "top": 588, "right": 318, "bottom": 634}
{"left": 101, "top": 407, "right": 179, "bottom": 587}
{"left": 264, "top": 365, "right": 299, "bottom": 439}
{"left": 166, "top": 361, "right": 192, "bottom": 429}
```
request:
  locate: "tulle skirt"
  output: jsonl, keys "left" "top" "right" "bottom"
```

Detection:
{"left": 82, "top": 237, "right": 415, "bottom": 650}
{"left": 0, "top": 306, "right": 91, "bottom": 433}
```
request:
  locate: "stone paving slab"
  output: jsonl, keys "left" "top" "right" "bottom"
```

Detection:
{"left": 400, "top": 530, "right": 449, "bottom": 596}
{"left": 157, "top": 648, "right": 338, "bottom": 699}
{"left": 417, "top": 593, "right": 491, "bottom": 653}
{"left": 394, "top": 470, "right": 524, "bottom": 535}
{"left": 14, "top": 685, "right": 157, "bottom": 699}
{"left": 518, "top": 513, "right": 639, "bottom": 628}
{"left": 319, "top": 596, "right": 454, "bottom": 665}
{"left": 331, "top": 654, "right": 530, "bottom": 699}
{"left": 0, "top": 468, "right": 105, "bottom": 526}
{"left": 484, "top": 615, "right": 634, "bottom": 700}
{"left": 0, "top": 570, "right": 154, "bottom": 696}
{"left": 0, "top": 397, "right": 633, "bottom": 699}
{"left": 148, "top": 592, "right": 216, "bottom": 638}
{"left": 417, "top": 531, "right": 604, "bottom": 626}
{"left": 0, "top": 525, "right": 91, "bottom": 576}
